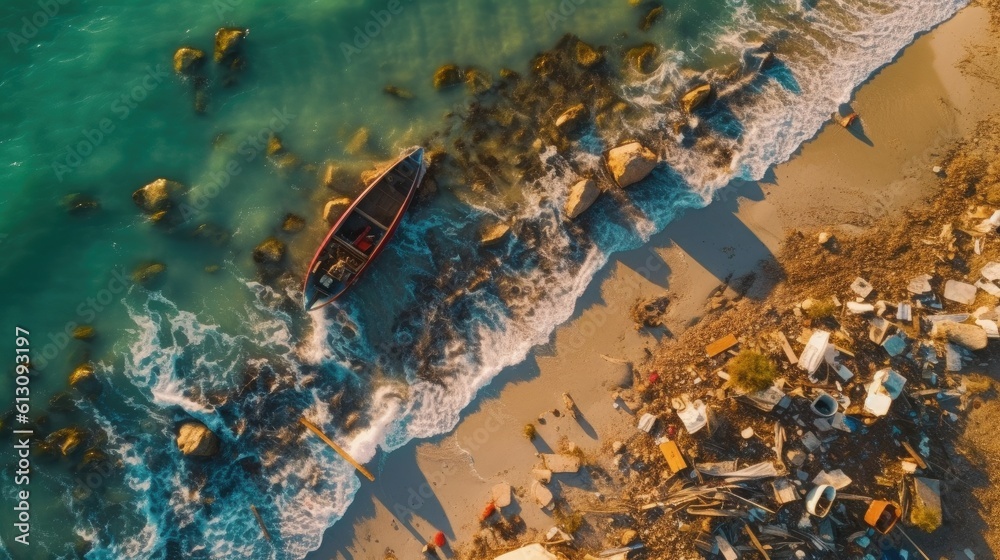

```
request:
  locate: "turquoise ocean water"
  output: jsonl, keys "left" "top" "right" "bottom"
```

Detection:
{"left": 0, "top": 0, "right": 967, "bottom": 558}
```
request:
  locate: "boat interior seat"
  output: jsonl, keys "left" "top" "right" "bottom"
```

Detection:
{"left": 353, "top": 225, "right": 374, "bottom": 252}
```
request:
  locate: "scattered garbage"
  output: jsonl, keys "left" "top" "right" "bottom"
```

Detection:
{"left": 706, "top": 333, "right": 739, "bottom": 357}
{"left": 493, "top": 544, "right": 557, "bottom": 560}
{"left": 907, "top": 274, "right": 932, "bottom": 294}
{"left": 637, "top": 413, "right": 658, "bottom": 434}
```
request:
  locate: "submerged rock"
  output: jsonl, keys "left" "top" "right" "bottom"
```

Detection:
{"left": 63, "top": 193, "right": 100, "bottom": 214}
{"left": 320, "top": 162, "right": 338, "bottom": 189}
{"left": 465, "top": 67, "right": 493, "bottom": 94}
{"left": 133, "top": 178, "right": 183, "bottom": 214}
{"left": 214, "top": 27, "right": 246, "bottom": 63}
{"left": 607, "top": 142, "right": 658, "bottom": 187}
{"left": 176, "top": 422, "right": 220, "bottom": 457}
{"left": 47, "top": 427, "right": 88, "bottom": 456}
{"left": 72, "top": 326, "right": 96, "bottom": 340}
{"left": 345, "top": 128, "right": 370, "bottom": 155}
{"left": 281, "top": 214, "right": 306, "bottom": 233}
{"left": 384, "top": 85, "right": 414, "bottom": 99}
{"left": 640, "top": 6, "right": 664, "bottom": 31}
{"left": 132, "top": 262, "right": 166, "bottom": 285}
{"left": 323, "top": 197, "right": 352, "bottom": 224}
{"left": 575, "top": 40, "right": 603, "bottom": 68}
{"left": 433, "top": 64, "right": 462, "bottom": 89}
{"left": 253, "top": 237, "right": 286, "bottom": 264}
{"left": 565, "top": 178, "right": 600, "bottom": 219}
{"left": 69, "top": 363, "right": 97, "bottom": 391}
{"left": 555, "top": 103, "right": 588, "bottom": 135}
{"left": 680, "top": 83, "right": 713, "bottom": 113}
{"left": 173, "top": 47, "right": 206, "bottom": 74}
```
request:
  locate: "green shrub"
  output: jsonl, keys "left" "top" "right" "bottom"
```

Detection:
{"left": 804, "top": 299, "right": 837, "bottom": 319}
{"left": 728, "top": 350, "right": 778, "bottom": 393}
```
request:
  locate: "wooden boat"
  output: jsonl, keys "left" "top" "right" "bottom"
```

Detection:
{"left": 303, "top": 147, "right": 426, "bottom": 311}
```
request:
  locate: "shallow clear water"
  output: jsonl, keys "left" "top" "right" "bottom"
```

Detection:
{"left": 0, "top": 0, "right": 966, "bottom": 558}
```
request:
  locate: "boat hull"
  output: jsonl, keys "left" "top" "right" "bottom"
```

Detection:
{"left": 303, "top": 147, "right": 426, "bottom": 311}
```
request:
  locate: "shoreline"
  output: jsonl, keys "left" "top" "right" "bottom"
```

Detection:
{"left": 307, "top": 5, "right": 1000, "bottom": 559}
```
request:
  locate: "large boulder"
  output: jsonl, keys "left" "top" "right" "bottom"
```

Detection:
{"left": 214, "top": 28, "right": 246, "bottom": 63}
{"left": 176, "top": 422, "right": 220, "bottom": 457}
{"left": 555, "top": 104, "right": 589, "bottom": 135}
{"left": 433, "top": 64, "right": 462, "bottom": 89}
{"left": 132, "top": 262, "right": 166, "bottom": 285}
{"left": 69, "top": 363, "right": 97, "bottom": 390}
{"left": 624, "top": 43, "right": 659, "bottom": 74}
{"left": 565, "top": 179, "right": 600, "bottom": 219}
{"left": 133, "top": 179, "right": 183, "bottom": 214}
{"left": 680, "top": 84, "right": 713, "bottom": 113}
{"left": 323, "top": 197, "right": 352, "bottom": 224}
{"left": 931, "top": 321, "right": 988, "bottom": 351}
{"left": 173, "top": 47, "right": 206, "bottom": 74}
{"left": 480, "top": 222, "right": 511, "bottom": 246}
{"left": 606, "top": 142, "right": 658, "bottom": 187}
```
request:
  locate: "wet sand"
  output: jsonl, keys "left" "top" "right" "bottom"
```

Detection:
{"left": 306, "top": 5, "right": 1000, "bottom": 559}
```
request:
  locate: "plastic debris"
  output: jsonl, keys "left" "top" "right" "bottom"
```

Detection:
{"left": 741, "top": 384, "right": 788, "bottom": 412}
{"left": 715, "top": 535, "right": 739, "bottom": 560}
{"left": 772, "top": 478, "right": 798, "bottom": 504}
{"left": 658, "top": 440, "right": 688, "bottom": 472}
{"left": 802, "top": 431, "right": 822, "bottom": 452}
{"left": 696, "top": 461, "right": 778, "bottom": 479}
{"left": 798, "top": 330, "right": 830, "bottom": 374}
{"left": 741, "top": 427, "right": 755, "bottom": 439}
{"left": 805, "top": 485, "right": 836, "bottom": 517}
{"left": 705, "top": 333, "right": 739, "bottom": 357}
{"left": 897, "top": 302, "right": 912, "bottom": 322}
{"left": 847, "top": 301, "right": 874, "bottom": 314}
{"left": 943, "top": 279, "right": 977, "bottom": 305}
{"left": 810, "top": 393, "right": 838, "bottom": 417}
{"left": 637, "top": 413, "right": 658, "bottom": 434}
{"left": 676, "top": 400, "right": 713, "bottom": 435}
{"left": 863, "top": 368, "right": 906, "bottom": 416}
{"left": 850, "top": 277, "right": 874, "bottom": 299}
{"left": 836, "top": 364, "right": 854, "bottom": 382}
{"left": 907, "top": 274, "right": 932, "bottom": 294}
{"left": 881, "top": 332, "right": 908, "bottom": 357}
{"left": 493, "top": 543, "right": 557, "bottom": 560}
{"left": 975, "top": 210, "right": 1000, "bottom": 233}
{"left": 976, "top": 319, "right": 999, "bottom": 338}
{"left": 813, "top": 469, "right": 852, "bottom": 490}
{"left": 975, "top": 279, "right": 1000, "bottom": 296}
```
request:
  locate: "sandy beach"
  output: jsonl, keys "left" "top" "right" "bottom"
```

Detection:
{"left": 307, "top": 5, "right": 1000, "bottom": 559}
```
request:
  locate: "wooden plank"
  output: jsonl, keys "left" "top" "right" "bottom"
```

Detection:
{"left": 300, "top": 418, "right": 376, "bottom": 482}
{"left": 706, "top": 334, "right": 739, "bottom": 358}
{"left": 250, "top": 504, "right": 272, "bottom": 542}
{"left": 659, "top": 440, "right": 688, "bottom": 473}
{"left": 901, "top": 441, "right": 928, "bottom": 470}
{"left": 776, "top": 332, "right": 798, "bottom": 365}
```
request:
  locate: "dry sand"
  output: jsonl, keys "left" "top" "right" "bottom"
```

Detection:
{"left": 306, "top": 6, "right": 1000, "bottom": 559}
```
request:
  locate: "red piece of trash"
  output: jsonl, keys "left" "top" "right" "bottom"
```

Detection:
{"left": 479, "top": 502, "right": 496, "bottom": 521}
{"left": 648, "top": 373, "right": 660, "bottom": 384}
{"left": 433, "top": 531, "right": 446, "bottom": 547}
